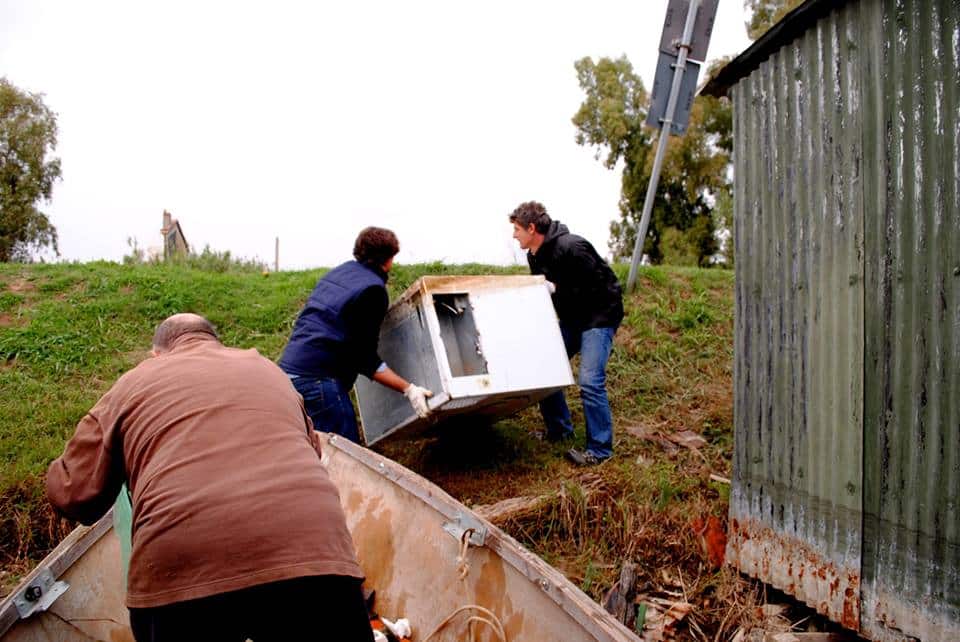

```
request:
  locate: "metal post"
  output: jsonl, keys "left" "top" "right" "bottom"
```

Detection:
{"left": 274, "top": 237, "right": 279, "bottom": 273}
{"left": 626, "top": 0, "right": 701, "bottom": 292}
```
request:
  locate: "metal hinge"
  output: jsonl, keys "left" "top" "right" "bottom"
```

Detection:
{"left": 442, "top": 513, "right": 487, "bottom": 547}
{"left": 13, "top": 568, "right": 69, "bottom": 619}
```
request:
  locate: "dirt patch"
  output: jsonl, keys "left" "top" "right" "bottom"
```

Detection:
{"left": 6, "top": 278, "right": 35, "bottom": 294}
{"left": 0, "top": 310, "right": 28, "bottom": 328}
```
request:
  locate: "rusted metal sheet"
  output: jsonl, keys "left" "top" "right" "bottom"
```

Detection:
{"left": 727, "top": 517, "right": 861, "bottom": 631}
{"left": 724, "top": 0, "right": 959, "bottom": 639}
{"left": 729, "top": 0, "right": 867, "bottom": 630}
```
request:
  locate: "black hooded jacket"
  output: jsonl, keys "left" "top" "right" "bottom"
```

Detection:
{"left": 527, "top": 221, "right": 624, "bottom": 331}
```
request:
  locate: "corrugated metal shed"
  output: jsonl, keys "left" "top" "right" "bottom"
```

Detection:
{"left": 704, "top": 1, "right": 959, "bottom": 640}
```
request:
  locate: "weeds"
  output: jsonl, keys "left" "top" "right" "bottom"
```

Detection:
{"left": 656, "top": 473, "right": 681, "bottom": 511}
{"left": 124, "top": 242, "right": 268, "bottom": 273}
{"left": 0, "top": 292, "right": 23, "bottom": 312}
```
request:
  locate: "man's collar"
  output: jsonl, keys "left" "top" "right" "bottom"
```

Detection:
{"left": 358, "top": 261, "right": 388, "bottom": 282}
{"left": 166, "top": 331, "right": 220, "bottom": 353}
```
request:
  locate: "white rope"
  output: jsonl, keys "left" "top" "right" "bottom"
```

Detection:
{"left": 422, "top": 604, "right": 507, "bottom": 642}
{"left": 455, "top": 528, "right": 474, "bottom": 580}
{"left": 422, "top": 530, "right": 507, "bottom": 641}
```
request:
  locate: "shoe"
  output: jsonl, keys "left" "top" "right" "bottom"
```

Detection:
{"left": 565, "top": 448, "right": 605, "bottom": 466}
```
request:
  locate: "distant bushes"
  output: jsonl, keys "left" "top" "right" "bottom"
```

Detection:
{"left": 123, "top": 238, "right": 266, "bottom": 274}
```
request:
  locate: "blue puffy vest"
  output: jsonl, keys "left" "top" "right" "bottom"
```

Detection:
{"left": 278, "top": 260, "right": 386, "bottom": 382}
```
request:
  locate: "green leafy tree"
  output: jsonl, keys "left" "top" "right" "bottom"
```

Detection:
{"left": 572, "top": 56, "right": 731, "bottom": 266}
{"left": 0, "top": 78, "right": 62, "bottom": 262}
{"left": 745, "top": 0, "right": 805, "bottom": 40}
{"left": 711, "top": 187, "right": 734, "bottom": 268}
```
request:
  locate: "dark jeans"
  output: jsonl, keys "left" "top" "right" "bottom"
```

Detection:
{"left": 291, "top": 375, "right": 361, "bottom": 444}
{"left": 129, "top": 575, "right": 374, "bottom": 642}
{"left": 539, "top": 325, "right": 616, "bottom": 459}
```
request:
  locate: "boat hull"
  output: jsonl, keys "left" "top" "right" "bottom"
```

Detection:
{"left": 1, "top": 434, "right": 638, "bottom": 641}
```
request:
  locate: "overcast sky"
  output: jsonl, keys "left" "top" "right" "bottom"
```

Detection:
{"left": 1, "top": 0, "right": 752, "bottom": 269}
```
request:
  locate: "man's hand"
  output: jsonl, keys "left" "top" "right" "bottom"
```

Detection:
{"left": 403, "top": 383, "right": 433, "bottom": 418}
{"left": 545, "top": 280, "right": 556, "bottom": 294}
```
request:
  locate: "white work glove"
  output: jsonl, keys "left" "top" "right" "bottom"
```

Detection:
{"left": 403, "top": 383, "right": 433, "bottom": 418}
{"left": 382, "top": 617, "right": 412, "bottom": 638}
{"left": 545, "top": 280, "right": 556, "bottom": 294}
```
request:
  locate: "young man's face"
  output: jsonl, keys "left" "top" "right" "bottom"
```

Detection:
{"left": 512, "top": 222, "right": 537, "bottom": 251}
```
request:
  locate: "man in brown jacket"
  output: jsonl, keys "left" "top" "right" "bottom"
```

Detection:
{"left": 46, "top": 313, "right": 374, "bottom": 642}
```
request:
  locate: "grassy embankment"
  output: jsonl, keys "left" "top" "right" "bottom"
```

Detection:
{"left": 1, "top": 259, "right": 749, "bottom": 638}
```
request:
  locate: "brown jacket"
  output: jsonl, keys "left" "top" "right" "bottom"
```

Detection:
{"left": 46, "top": 333, "right": 363, "bottom": 608}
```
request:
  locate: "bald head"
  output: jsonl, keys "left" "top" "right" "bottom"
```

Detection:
{"left": 152, "top": 313, "right": 219, "bottom": 354}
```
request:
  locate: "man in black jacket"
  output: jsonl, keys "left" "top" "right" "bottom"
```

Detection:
{"left": 510, "top": 201, "right": 624, "bottom": 466}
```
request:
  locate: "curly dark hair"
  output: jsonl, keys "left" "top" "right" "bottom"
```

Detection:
{"left": 508, "top": 201, "right": 552, "bottom": 233}
{"left": 353, "top": 226, "right": 399, "bottom": 267}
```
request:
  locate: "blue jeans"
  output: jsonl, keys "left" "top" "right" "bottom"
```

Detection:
{"left": 290, "top": 376, "right": 361, "bottom": 444}
{"left": 539, "top": 325, "right": 616, "bottom": 459}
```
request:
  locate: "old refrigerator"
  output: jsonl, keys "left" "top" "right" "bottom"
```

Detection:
{"left": 355, "top": 275, "right": 575, "bottom": 445}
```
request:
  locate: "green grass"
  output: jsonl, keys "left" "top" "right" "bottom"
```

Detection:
{"left": 0, "top": 261, "right": 526, "bottom": 483}
{"left": 0, "top": 259, "right": 750, "bottom": 637}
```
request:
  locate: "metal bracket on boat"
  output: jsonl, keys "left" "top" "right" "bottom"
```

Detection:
{"left": 13, "top": 568, "right": 69, "bottom": 619}
{"left": 442, "top": 513, "right": 487, "bottom": 547}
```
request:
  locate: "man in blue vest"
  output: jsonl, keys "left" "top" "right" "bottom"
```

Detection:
{"left": 279, "top": 227, "right": 433, "bottom": 443}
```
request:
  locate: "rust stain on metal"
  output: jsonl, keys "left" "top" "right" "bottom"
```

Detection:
{"left": 843, "top": 586, "right": 857, "bottom": 631}
{"left": 727, "top": 517, "right": 861, "bottom": 632}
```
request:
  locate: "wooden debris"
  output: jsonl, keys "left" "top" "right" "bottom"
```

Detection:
{"left": 729, "top": 601, "right": 846, "bottom": 642}
{"left": 764, "top": 632, "right": 855, "bottom": 642}
{"left": 751, "top": 634, "right": 849, "bottom": 642}
{"left": 732, "top": 630, "right": 852, "bottom": 642}
{"left": 709, "top": 473, "right": 731, "bottom": 485}
{"left": 625, "top": 424, "right": 679, "bottom": 454}
{"left": 602, "top": 562, "right": 639, "bottom": 625}
{"left": 635, "top": 595, "right": 694, "bottom": 641}
{"left": 473, "top": 473, "right": 603, "bottom": 524}
{"left": 473, "top": 494, "right": 550, "bottom": 524}
{"left": 665, "top": 430, "right": 707, "bottom": 450}
{"left": 625, "top": 424, "right": 710, "bottom": 457}
{"left": 659, "top": 568, "right": 681, "bottom": 589}
{"left": 756, "top": 604, "right": 789, "bottom": 619}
